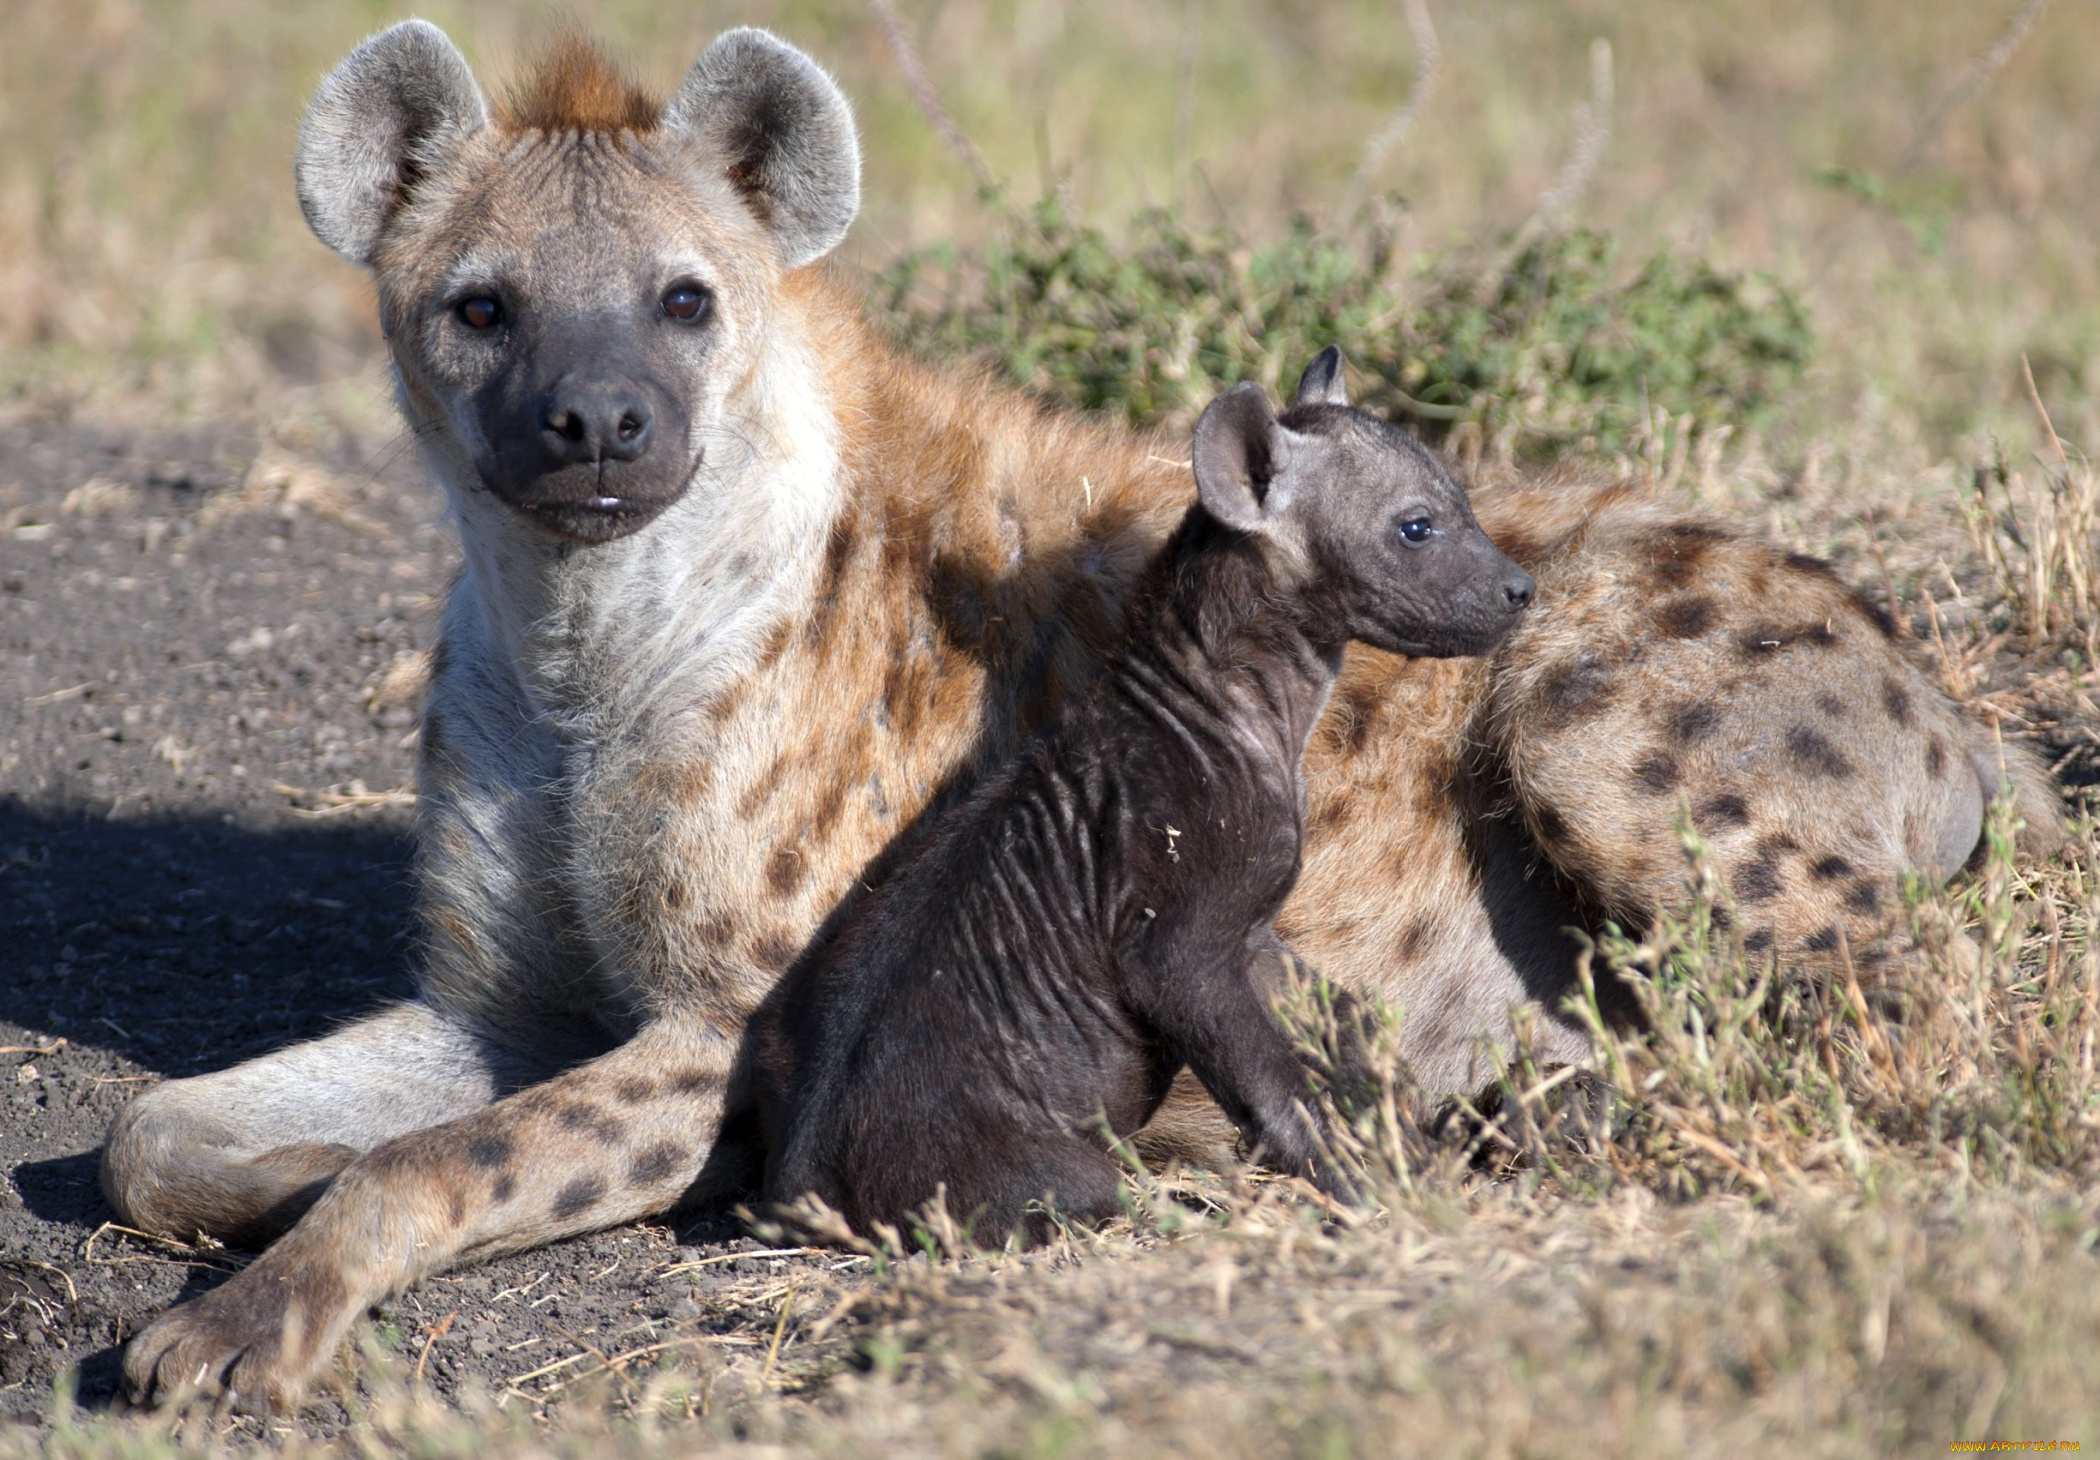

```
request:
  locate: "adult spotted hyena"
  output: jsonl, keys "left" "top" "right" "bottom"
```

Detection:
{"left": 105, "top": 23, "right": 2054, "bottom": 1408}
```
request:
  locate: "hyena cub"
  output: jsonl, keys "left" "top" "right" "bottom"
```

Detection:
{"left": 742, "top": 351, "right": 1535, "bottom": 1241}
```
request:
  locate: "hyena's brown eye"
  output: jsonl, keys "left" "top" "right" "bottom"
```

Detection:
{"left": 457, "top": 297, "right": 501, "bottom": 330}
{"left": 661, "top": 284, "right": 712, "bottom": 322}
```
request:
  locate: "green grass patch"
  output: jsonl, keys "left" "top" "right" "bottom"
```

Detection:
{"left": 876, "top": 200, "right": 1813, "bottom": 457}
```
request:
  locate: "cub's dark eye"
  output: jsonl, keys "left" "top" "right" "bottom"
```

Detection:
{"left": 1398, "top": 517, "right": 1433, "bottom": 545}
{"left": 457, "top": 297, "right": 501, "bottom": 330}
{"left": 661, "top": 283, "right": 712, "bottom": 322}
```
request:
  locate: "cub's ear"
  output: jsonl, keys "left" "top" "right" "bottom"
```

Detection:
{"left": 665, "top": 28, "right": 861, "bottom": 270}
{"left": 1291, "top": 345, "right": 1350, "bottom": 410}
{"left": 295, "top": 21, "right": 488, "bottom": 266}
{"left": 1193, "top": 383, "right": 1287, "bottom": 533}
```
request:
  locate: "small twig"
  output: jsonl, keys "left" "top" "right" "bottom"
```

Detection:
{"left": 5, "top": 1261, "right": 78, "bottom": 1307}
{"left": 413, "top": 1310, "right": 457, "bottom": 1386}
{"left": 1863, "top": 511, "right": 1910, "bottom": 637}
{"left": 1171, "top": 0, "right": 1202, "bottom": 195}
{"left": 1332, "top": 0, "right": 1442, "bottom": 232}
{"left": 1531, "top": 38, "right": 1614, "bottom": 231}
{"left": 1816, "top": 0, "right": 2056, "bottom": 279}
{"left": 503, "top": 1348, "right": 594, "bottom": 1390}
{"left": 1897, "top": 0, "right": 2056, "bottom": 177}
{"left": 81, "top": 1221, "right": 246, "bottom": 1272}
{"left": 2021, "top": 353, "right": 2070, "bottom": 472}
{"left": 864, "top": 0, "right": 1003, "bottom": 200}
{"left": 535, "top": 1320, "right": 643, "bottom": 1401}
{"left": 0, "top": 1038, "right": 66, "bottom": 1056}
{"left": 271, "top": 780, "right": 417, "bottom": 817}
{"left": 659, "top": 1246, "right": 824, "bottom": 1277}
{"left": 1922, "top": 589, "right": 1971, "bottom": 698}
{"left": 759, "top": 1279, "right": 799, "bottom": 1387}
{"left": 489, "top": 1270, "right": 548, "bottom": 1304}
{"left": 24, "top": 684, "right": 89, "bottom": 707}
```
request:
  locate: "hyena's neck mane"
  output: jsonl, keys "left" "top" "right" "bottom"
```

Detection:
{"left": 1109, "top": 509, "right": 1343, "bottom": 777}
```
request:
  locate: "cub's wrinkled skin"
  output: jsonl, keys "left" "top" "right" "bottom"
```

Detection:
{"left": 100, "top": 23, "right": 2059, "bottom": 1411}
{"left": 746, "top": 361, "right": 1535, "bottom": 1242}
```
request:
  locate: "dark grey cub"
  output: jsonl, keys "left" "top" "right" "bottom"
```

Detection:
{"left": 741, "top": 348, "right": 1534, "bottom": 1242}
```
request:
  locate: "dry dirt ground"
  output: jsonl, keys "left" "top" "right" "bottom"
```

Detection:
{"left": 7, "top": 417, "right": 2099, "bottom": 1451}
{"left": 0, "top": 422, "right": 855, "bottom": 1430}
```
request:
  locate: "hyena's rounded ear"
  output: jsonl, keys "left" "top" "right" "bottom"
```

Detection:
{"left": 1291, "top": 346, "right": 1350, "bottom": 410}
{"left": 665, "top": 29, "right": 861, "bottom": 270}
{"left": 295, "top": 21, "right": 488, "bottom": 266}
{"left": 1193, "top": 383, "right": 1286, "bottom": 534}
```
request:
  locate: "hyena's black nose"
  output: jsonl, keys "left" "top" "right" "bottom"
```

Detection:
{"left": 541, "top": 377, "right": 655, "bottom": 465}
{"left": 1502, "top": 570, "right": 1535, "bottom": 612}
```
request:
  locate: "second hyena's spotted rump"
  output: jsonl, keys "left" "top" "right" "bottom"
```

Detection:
{"left": 102, "top": 23, "right": 2057, "bottom": 1411}
{"left": 1477, "top": 473, "right": 2059, "bottom": 966}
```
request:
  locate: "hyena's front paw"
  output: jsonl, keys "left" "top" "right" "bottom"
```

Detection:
{"left": 125, "top": 1252, "right": 356, "bottom": 1412}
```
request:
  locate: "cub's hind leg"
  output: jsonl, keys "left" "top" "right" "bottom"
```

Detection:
{"left": 101, "top": 1000, "right": 568, "bottom": 1248}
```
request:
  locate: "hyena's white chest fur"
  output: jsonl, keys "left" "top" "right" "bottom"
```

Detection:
{"left": 414, "top": 338, "right": 845, "bottom": 1031}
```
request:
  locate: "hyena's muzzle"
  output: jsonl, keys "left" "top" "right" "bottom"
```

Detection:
{"left": 471, "top": 308, "right": 699, "bottom": 545}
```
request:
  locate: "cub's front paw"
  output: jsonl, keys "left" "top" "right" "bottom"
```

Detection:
{"left": 125, "top": 1255, "right": 355, "bottom": 1412}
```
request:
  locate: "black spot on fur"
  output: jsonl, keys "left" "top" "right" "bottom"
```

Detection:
{"left": 1743, "top": 929, "right": 1773, "bottom": 953}
{"left": 1733, "top": 854, "right": 1783, "bottom": 904}
{"left": 628, "top": 1143, "right": 682, "bottom": 1186}
{"left": 753, "top": 931, "right": 800, "bottom": 971}
{"left": 1632, "top": 753, "right": 1679, "bottom": 794}
{"left": 1804, "top": 926, "right": 1841, "bottom": 952}
{"left": 1784, "top": 552, "right": 1833, "bottom": 575}
{"left": 669, "top": 1069, "right": 713, "bottom": 1096}
{"left": 1536, "top": 806, "right": 1568, "bottom": 844}
{"left": 1816, "top": 693, "right": 1845, "bottom": 718}
{"left": 1698, "top": 793, "right": 1751, "bottom": 828}
{"left": 615, "top": 1078, "right": 657, "bottom": 1105}
{"left": 556, "top": 1103, "right": 621, "bottom": 1144}
{"left": 1397, "top": 919, "right": 1432, "bottom": 960}
{"left": 1810, "top": 855, "right": 1855, "bottom": 882}
{"left": 1926, "top": 736, "right": 1947, "bottom": 778}
{"left": 491, "top": 1174, "right": 516, "bottom": 1204}
{"left": 1650, "top": 526, "right": 1726, "bottom": 589}
{"left": 467, "top": 1136, "right": 513, "bottom": 1170}
{"left": 1670, "top": 703, "right": 1722, "bottom": 743}
{"left": 766, "top": 847, "right": 806, "bottom": 895}
{"left": 551, "top": 1176, "right": 606, "bottom": 1221}
{"left": 1845, "top": 880, "right": 1881, "bottom": 914}
{"left": 1656, "top": 597, "right": 1715, "bottom": 639}
{"left": 1710, "top": 905, "right": 1733, "bottom": 931}
{"left": 1534, "top": 657, "right": 1614, "bottom": 730}
{"left": 1882, "top": 677, "right": 1914, "bottom": 725}
{"left": 1785, "top": 724, "right": 1853, "bottom": 778}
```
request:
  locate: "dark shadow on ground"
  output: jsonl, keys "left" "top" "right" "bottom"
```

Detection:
{"left": 1, "top": 798, "right": 420, "bottom": 1084}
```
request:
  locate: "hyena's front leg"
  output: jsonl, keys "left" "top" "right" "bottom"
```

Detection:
{"left": 123, "top": 1016, "right": 740, "bottom": 1410}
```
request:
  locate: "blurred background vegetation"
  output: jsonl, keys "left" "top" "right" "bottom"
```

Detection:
{"left": 1, "top": 0, "right": 2097, "bottom": 469}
